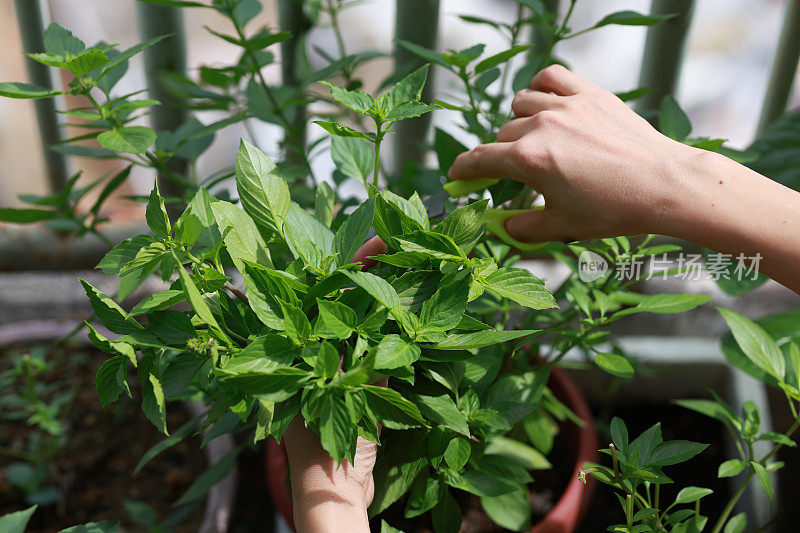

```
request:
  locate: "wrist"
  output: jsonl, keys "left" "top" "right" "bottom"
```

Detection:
{"left": 290, "top": 466, "right": 370, "bottom": 533}
{"left": 291, "top": 480, "right": 370, "bottom": 533}
{"left": 648, "top": 142, "right": 726, "bottom": 239}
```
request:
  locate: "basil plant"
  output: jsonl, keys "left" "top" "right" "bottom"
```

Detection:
{"left": 82, "top": 68, "right": 558, "bottom": 530}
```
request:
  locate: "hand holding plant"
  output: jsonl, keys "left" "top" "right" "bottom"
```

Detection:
{"left": 284, "top": 415, "right": 376, "bottom": 533}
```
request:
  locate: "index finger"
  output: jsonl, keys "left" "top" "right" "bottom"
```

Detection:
{"left": 447, "top": 142, "right": 521, "bottom": 182}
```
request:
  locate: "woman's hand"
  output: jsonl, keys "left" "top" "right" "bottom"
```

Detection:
{"left": 449, "top": 64, "right": 800, "bottom": 293}
{"left": 448, "top": 64, "right": 702, "bottom": 243}
{"left": 284, "top": 416, "right": 377, "bottom": 533}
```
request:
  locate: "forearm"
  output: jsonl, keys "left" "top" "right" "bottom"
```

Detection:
{"left": 660, "top": 148, "right": 800, "bottom": 292}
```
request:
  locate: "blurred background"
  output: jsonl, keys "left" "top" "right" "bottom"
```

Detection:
{"left": 1, "top": 0, "right": 797, "bottom": 205}
{"left": 2, "top": 0, "right": 798, "bottom": 329}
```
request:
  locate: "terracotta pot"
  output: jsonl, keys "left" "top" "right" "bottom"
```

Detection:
{"left": 265, "top": 365, "right": 598, "bottom": 533}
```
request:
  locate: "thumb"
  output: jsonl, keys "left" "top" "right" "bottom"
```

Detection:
{"left": 506, "top": 208, "right": 576, "bottom": 244}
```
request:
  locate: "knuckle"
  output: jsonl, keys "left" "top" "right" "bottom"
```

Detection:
{"left": 469, "top": 144, "right": 489, "bottom": 167}
{"left": 511, "top": 90, "right": 531, "bottom": 115}
{"left": 509, "top": 138, "right": 550, "bottom": 173}
{"left": 509, "top": 141, "right": 529, "bottom": 163}
{"left": 533, "top": 109, "right": 560, "bottom": 128}
{"left": 563, "top": 94, "right": 585, "bottom": 112}
{"left": 537, "top": 64, "right": 566, "bottom": 83}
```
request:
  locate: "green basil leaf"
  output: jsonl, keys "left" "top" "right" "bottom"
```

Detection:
{"left": 648, "top": 440, "right": 708, "bottom": 466}
{"left": 332, "top": 195, "right": 376, "bottom": 266}
{"left": 80, "top": 279, "right": 146, "bottom": 335}
{"left": 373, "top": 335, "right": 421, "bottom": 370}
{"left": 320, "top": 82, "right": 375, "bottom": 114}
{"left": 387, "top": 65, "right": 429, "bottom": 109}
{"left": 431, "top": 488, "right": 461, "bottom": 533}
{"left": 404, "top": 474, "right": 440, "bottom": 519}
{"left": 420, "top": 271, "right": 471, "bottom": 330}
{"left": 718, "top": 459, "right": 746, "bottom": 478}
{"left": 474, "top": 44, "right": 529, "bottom": 73}
{"left": 434, "top": 199, "right": 487, "bottom": 246}
{"left": 443, "top": 437, "right": 471, "bottom": 470}
{"left": 430, "top": 329, "right": 537, "bottom": 350}
{"left": 594, "top": 352, "right": 634, "bottom": 379}
{"left": 719, "top": 307, "right": 786, "bottom": 381}
{"left": 481, "top": 267, "right": 557, "bottom": 310}
{"left": 95, "top": 355, "right": 130, "bottom": 406}
{"left": 316, "top": 298, "right": 357, "bottom": 339}
{"left": 363, "top": 385, "right": 425, "bottom": 428}
{"left": 331, "top": 136, "right": 374, "bottom": 185}
{"left": 480, "top": 484, "right": 531, "bottom": 531}
{"left": 750, "top": 461, "right": 773, "bottom": 502}
{"left": 0, "top": 82, "right": 63, "bottom": 99}
{"left": 0, "top": 207, "right": 58, "bottom": 223}
{"left": 234, "top": 139, "right": 290, "bottom": 234}
{"left": 342, "top": 270, "right": 401, "bottom": 310}
{"left": 658, "top": 95, "right": 692, "bottom": 141}
{"left": 593, "top": 10, "right": 677, "bottom": 29}
{"left": 97, "top": 126, "right": 156, "bottom": 154}
{"left": 142, "top": 373, "right": 168, "bottom": 434}
{"left": 314, "top": 120, "right": 371, "bottom": 139}
{"left": 175, "top": 261, "right": 222, "bottom": 333}
{"left": 44, "top": 23, "right": 84, "bottom": 55}
{"left": 218, "top": 367, "right": 311, "bottom": 402}
{"left": 320, "top": 393, "right": 357, "bottom": 464}
{"left": 673, "top": 486, "right": 713, "bottom": 505}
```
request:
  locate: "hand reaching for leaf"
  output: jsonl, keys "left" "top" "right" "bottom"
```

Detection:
{"left": 448, "top": 64, "right": 698, "bottom": 243}
{"left": 449, "top": 64, "right": 800, "bottom": 293}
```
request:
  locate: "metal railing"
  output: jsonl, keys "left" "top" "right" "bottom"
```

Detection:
{"left": 6, "top": 0, "right": 800, "bottom": 269}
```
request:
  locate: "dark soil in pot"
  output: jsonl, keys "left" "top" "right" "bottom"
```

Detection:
{"left": 576, "top": 402, "right": 731, "bottom": 532}
{"left": 228, "top": 442, "right": 276, "bottom": 532}
{"left": 0, "top": 342, "right": 206, "bottom": 531}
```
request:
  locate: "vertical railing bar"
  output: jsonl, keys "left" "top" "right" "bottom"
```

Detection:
{"left": 391, "top": 0, "right": 440, "bottom": 179}
{"left": 278, "top": 0, "right": 312, "bottom": 167}
{"left": 135, "top": 1, "right": 188, "bottom": 213}
{"left": 528, "top": 0, "right": 560, "bottom": 62}
{"left": 636, "top": 0, "right": 696, "bottom": 113}
{"left": 14, "top": 0, "right": 70, "bottom": 192}
{"left": 757, "top": 0, "right": 800, "bottom": 134}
